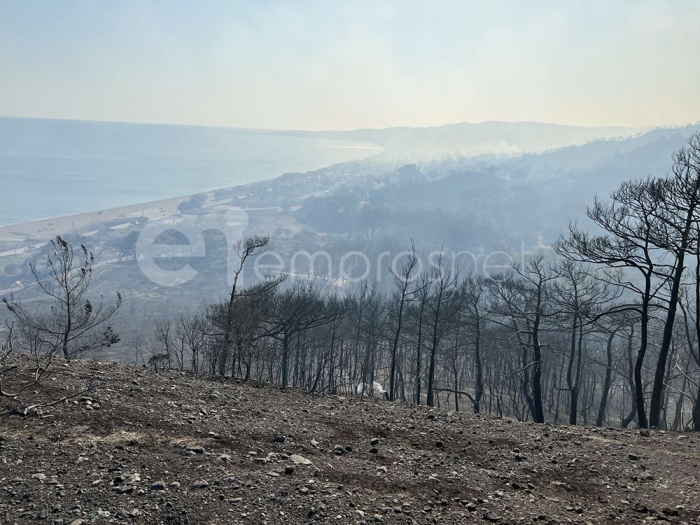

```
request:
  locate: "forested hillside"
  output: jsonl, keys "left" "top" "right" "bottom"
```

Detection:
{"left": 4, "top": 128, "right": 700, "bottom": 434}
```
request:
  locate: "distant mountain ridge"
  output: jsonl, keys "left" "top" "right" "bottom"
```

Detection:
{"left": 0, "top": 115, "right": 656, "bottom": 162}
{"left": 498, "top": 124, "right": 700, "bottom": 177}
{"left": 281, "top": 120, "right": 643, "bottom": 160}
{"left": 280, "top": 122, "right": 700, "bottom": 251}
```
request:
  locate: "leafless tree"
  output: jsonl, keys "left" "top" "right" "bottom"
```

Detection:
{"left": 463, "top": 275, "right": 489, "bottom": 413}
{"left": 556, "top": 180, "right": 671, "bottom": 428}
{"left": 387, "top": 242, "right": 419, "bottom": 401}
{"left": 646, "top": 134, "right": 700, "bottom": 427}
{"left": 552, "top": 260, "right": 619, "bottom": 424}
{"left": 4, "top": 236, "right": 121, "bottom": 361}
{"left": 425, "top": 253, "right": 461, "bottom": 407}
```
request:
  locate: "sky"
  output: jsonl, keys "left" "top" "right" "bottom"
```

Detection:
{"left": 1, "top": 0, "right": 699, "bottom": 131}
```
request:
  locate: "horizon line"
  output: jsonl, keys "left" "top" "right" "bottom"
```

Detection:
{"left": 0, "top": 114, "right": 657, "bottom": 135}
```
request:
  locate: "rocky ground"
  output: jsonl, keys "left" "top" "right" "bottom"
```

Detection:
{"left": 0, "top": 357, "right": 699, "bottom": 524}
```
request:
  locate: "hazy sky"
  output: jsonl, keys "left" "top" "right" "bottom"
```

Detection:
{"left": 1, "top": 0, "right": 699, "bottom": 130}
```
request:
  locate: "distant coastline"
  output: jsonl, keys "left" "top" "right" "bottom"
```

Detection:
{"left": 0, "top": 193, "right": 184, "bottom": 246}
{"left": 0, "top": 117, "right": 382, "bottom": 227}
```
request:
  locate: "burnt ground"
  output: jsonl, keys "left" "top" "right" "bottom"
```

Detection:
{"left": 0, "top": 357, "right": 699, "bottom": 524}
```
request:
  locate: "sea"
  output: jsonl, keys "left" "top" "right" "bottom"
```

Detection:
{"left": 0, "top": 117, "right": 381, "bottom": 226}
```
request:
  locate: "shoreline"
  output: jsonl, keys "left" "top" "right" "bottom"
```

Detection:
{"left": 0, "top": 193, "right": 186, "bottom": 246}
{"left": 0, "top": 144, "right": 383, "bottom": 248}
{"left": 0, "top": 116, "right": 384, "bottom": 233}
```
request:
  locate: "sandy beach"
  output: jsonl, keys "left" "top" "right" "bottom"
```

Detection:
{"left": 0, "top": 194, "right": 186, "bottom": 247}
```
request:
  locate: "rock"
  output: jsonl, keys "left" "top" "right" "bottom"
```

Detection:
{"left": 371, "top": 438, "right": 380, "bottom": 446}
{"left": 483, "top": 511, "right": 502, "bottom": 522}
{"left": 284, "top": 466, "right": 295, "bottom": 475}
{"left": 354, "top": 509, "right": 365, "bottom": 519}
{"left": 628, "top": 453, "right": 639, "bottom": 461}
{"left": 185, "top": 446, "right": 204, "bottom": 454}
{"left": 190, "top": 480, "right": 209, "bottom": 489}
{"left": 150, "top": 481, "right": 166, "bottom": 491}
{"left": 92, "top": 508, "right": 111, "bottom": 519}
{"left": 311, "top": 438, "right": 319, "bottom": 447}
{"left": 369, "top": 447, "right": 379, "bottom": 454}
{"left": 377, "top": 466, "right": 388, "bottom": 473}
{"left": 124, "top": 473, "right": 140, "bottom": 484}
{"left": 333, "top": 445, "right": 345, "bottom": 455}
{"left": 289, "top": 454, "right": 312, "bottom": 465}
{"left": 273, "top": 435, "right": 285, "bottom": 443}
{"left": 435, "top": 441, "right": 444, "bottom": 448}
{"left": 169, "top": 481, "right": 180, "bottom": 489}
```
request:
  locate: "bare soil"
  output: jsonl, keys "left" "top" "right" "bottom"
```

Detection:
{"left": 1, "top": 357, "right": 699, "bottom": 524}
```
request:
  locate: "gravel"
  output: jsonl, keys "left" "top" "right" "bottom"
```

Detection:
{"left": 0, "top": 356, "right": 699, "bottom": 524}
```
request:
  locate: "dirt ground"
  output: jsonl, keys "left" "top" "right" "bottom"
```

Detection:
{"left": 0, "top": 357, "right": 699, "bottom": 524}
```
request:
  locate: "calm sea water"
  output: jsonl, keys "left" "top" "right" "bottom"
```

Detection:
{"left": 0, "top": 117, "right": 380, "bottom": 226}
